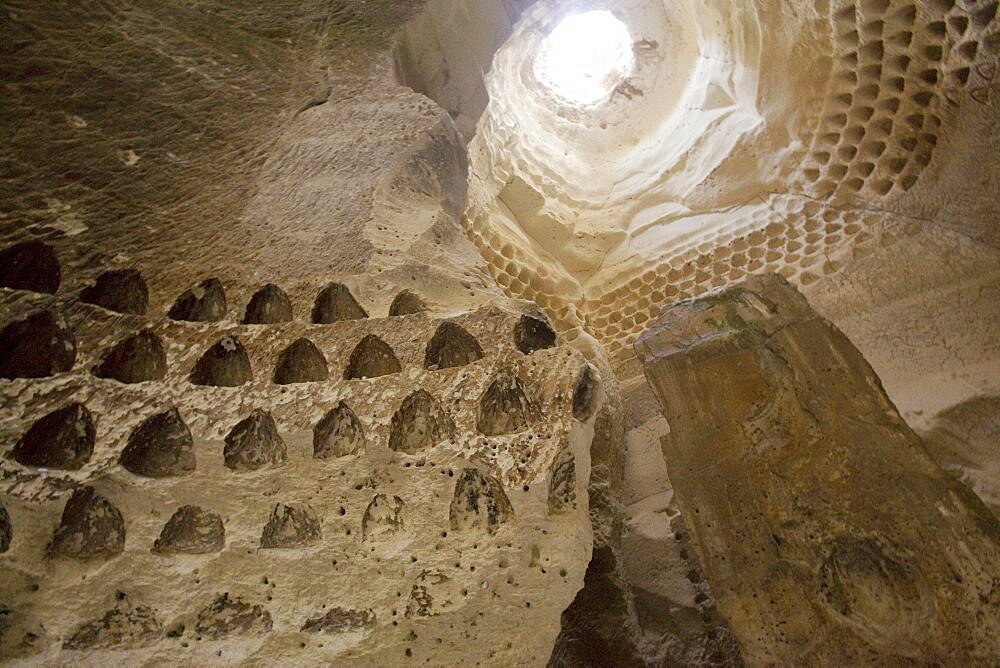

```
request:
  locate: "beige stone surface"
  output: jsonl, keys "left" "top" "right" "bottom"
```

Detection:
{"left": 636, "top": 274, "right": 1000, "bottom": 664}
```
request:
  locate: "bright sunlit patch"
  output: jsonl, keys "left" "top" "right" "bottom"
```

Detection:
{"left": 534, "top": 10, "right": 634, "bottom": 106}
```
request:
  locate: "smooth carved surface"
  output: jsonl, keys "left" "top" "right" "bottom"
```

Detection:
{"left": 273, "top": 338, "right": 329, "bottom": 384}
{"left": 312, "top": 282, "right": 368, "bottom": 323}
{"left": 635, "top": 274, "right": 1000, "bottom": 664}
{"left": 243, "top": 284, "right": 293, "bottom": 324}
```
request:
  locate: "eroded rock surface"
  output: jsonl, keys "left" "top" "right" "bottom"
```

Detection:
{"left": 47, "top": 487, "right": 125, "bottom": 559}
{"left": 301, "top": 607, "right": 376, "bottom": 634}
{"left": 477, "top": 372, "right": 535, "bottom": 436}
{"left": 63, "top": 603, "right": 162, "bottom": 650}
{"left": 0, "top": 240, "right": 60, "bottom": 294}
{"left": 0, "top": 505, "right": 10, "bottom": 553}
{"left": 313, "top": 402, "right": 365, "bottom": 458}
{"left": 223, "top": 409, "right": 286, "bottom": 471}
{"left": 194, "top": 593, "right": 272, "bottom": 639}
{"left": 80, "top": 269, "right": 149, "bottom": 315}
{"left": 0, "top": 310, "right": 76, "bottom": 379}
{"left": 389, "top": 290, "right": 427, "bottom": 316}
{"left": 260, "top": 503, "right": 321, "bottom": 548}
{"left": 190, "top": 335, "right": 253, "bottom": 386}
{"left": 153, "top": 505, "right": 225, "bottom": 555}
{"left": 361, "top": 494, "right": 405, "bottom": 541}
{"left": 168, "top": 278, "right": 227, "bottom": 322}
{"left": 515, "top": 315, "right": 556, "bottom": 355}
{"left": 449, "top": 468, "right": 514, "bottom": 535}
{"left": 635, "top": 274, "right": 1000, "bottom": 664}
{"left": 388, "top": 390, "right": 454, "bottom": 454}
{"left": 10, "top": 402, "right": 95, "bottom": 470}
{"left": 94, "top": 328, "right": 167, "bottom": 383}
{"left": 120, "top": 408, "right": 196, "bottom": 478}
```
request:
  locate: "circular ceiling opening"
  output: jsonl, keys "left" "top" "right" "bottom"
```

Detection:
{"left": 534, "top": 10, "right": 634, "bottom": 107}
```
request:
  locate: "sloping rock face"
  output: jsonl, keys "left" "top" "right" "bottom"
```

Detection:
{"left": 0, "top": 310, "right": 76, "bottom": 379}
{"left": 635, "top": 274, "right": 1000, "bottom": 664}
{"left": 10, "top": 402, "right": 96, "bottom": 470}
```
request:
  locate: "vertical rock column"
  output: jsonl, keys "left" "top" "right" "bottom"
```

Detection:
{"left": 635, "top": 274, "right": 1000, "bottom": 665}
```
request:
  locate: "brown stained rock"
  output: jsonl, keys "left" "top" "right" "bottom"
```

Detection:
{"left": 47, "top": 487, "right": 125, "bottom": 559}
{"left": 476, "top": 373, "right": 536, "bottom": 436}
{"left": 168, "top": 278, "right": 227, "bottom": 322}
{"left": 153, "top": 505, "right": 224, "bottom": 554}
{"left": 424, "top": 321, "right": 484, "bottom": 370}
{"left": 10, "top": 402, "right": 95, "bottom": 470}
{"left": 243, "top": 283, "right": 293, "bottom": 324}
{"left": 194, "top": 593, "right": 272, "bottom": 639}
{"left": 388, "top": 289, "right": 427, "bottom": 316}
{"left": 0, "top": 240, "right": 60, "bottom": 294}
{"left": 0, "top": 605, "right": 45, "bottom": 659}
{"left": 273, "top": 337, "right": 328, "bottom": 384}
{"left": 311, "top": 282, "right": 367, "bottom": 323}
{"left": 79, "top": 269, "right": 149, "bottom": 315}
{"left": 94, "top": 328, "right": 167, "bottom": 383}
{"left": 344, "top": 334, "right": 401, "bottom": 379}
{"left": 388, "top": 390, "right": 455, "bottom": 454}
{"left": 120, "top": 408, "right": 196, "bottom": 478}
{"left": 514, "top": 314, "right": 556, "bottom": 355}
{"left": 313, "top": 402, "right": 365, "bottom": 458}
{"left": 448, "top": 468, "right": 513, "bottom": 535}
{"left": 301, "top": 607, "right": 376, "bottom": 634}
{"left": 190, "top": 335, "right": 253, "bottom": 386}
{"left": 63, "top": 603, "right": 162, "bottom": 650}
{"left": 634, "top": 273, "right": 1000, "bottom": 664}
{"left": 361, "top": 494, "right": 405, "bottom": 541}
{"left": 0, "top": 310, "right": 76, "bottom": 379}
{"left": 547, "top": 449, "right": 576, "bottom": 514}
{"left": 0, "top": 504, "right": 10, "bottom": 553}
{"left": 260, "top": 503, "right": 321, "bottom": 548}
{"left": 223, "top": 409, "right": 286, "bottom": 471}
{"left": 571, "top": 363, "right": 600, "bottom": 422}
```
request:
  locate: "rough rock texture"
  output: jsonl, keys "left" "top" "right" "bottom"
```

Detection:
{"left": 79, "top": 269, "right": 149, "bottom": 315}
{"left": 313, "top": 402, "right": 365, "bottom": 458}
{"left": 243, "top": 284, "right": 293, "bottom": 324}
{"left": 260, "top": 503, "right": 321, "bottom": 549}
{"left": 361, "top": 494, "right": 406, "bottom": 541}
{"left": 389, "top": 289, "right": 427, "bottom": 316}
{"left": 312, "top": 282, "right": 368, "bottom": 323}
{"left": 0, "top": 310, "right": 76, "bottom": 379}
{"left": 515, "top": 314, "right": 557, "bottom": 355}
{"left": 152, "top": 505, "right": 225, "bottom": 555}
{"left": 168, "top": 278, "right": 227, "bottom": 322}
{"left": 477, "top": 372, "right": 536, "bottom": 436}
{"left": 273, "top": 337, "right": 329, "bottom": 384}
{"left": 301, "top": 607, "right": 377, "bottom": 634}
{"left": 0, "top": 240, "right": 60, "bottom": 294}
{"left": 425, "top": 321, "right": 484, "bottom": 369}
{"left": 635, "top": 274, "right": 1000, "bottom": 664}
{"left": 120, "top": 408, "right": 196, "bottom": 478}
{"left": 223, "top": 409, "right": 287, "bottom": 472}
{"left": 10, "top": 402, "right": 95, "bottom": 470}
{"left": 63, "top": 602, "right": 162, "bottom": 650}
{"left": 0, "top": 505, "right": 10, "bottom": 553}
{"left": 195, "top": 593, "right": 272, "bottom": 639}
{"left": 388, "top": 389, "right": 456, "bottom": 453}
{"left": 94, "top": 328, "right": 167, "bottom": 384}
{"left": 190, "top": 335, "right": 253, "bottom": 387}
{"left": 47, "top": 487, "right": 125, "bottom": 559}
{"left": 449, "top": 468, "right": 514, "bottom": 535}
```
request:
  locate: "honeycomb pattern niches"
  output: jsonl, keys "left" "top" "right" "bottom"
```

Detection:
{"left": 0, "top": 264, "right": 597, "bottom": 665}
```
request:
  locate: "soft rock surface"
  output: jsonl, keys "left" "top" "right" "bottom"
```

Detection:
{"left": 120, "top": 408, "right": 196, "bottom": 478}
{"left": 168, "top": 278, "right": 227, "bottom": 322}
{"left": 94, "top": 328, "right": 168, "bottom": 383}
{"left": 636, "top": 274, "right": 1000, "bottom": 664}
{"left": 313, "top": 402, "right": 365, "bottom": 458}
{"left": 272, "top": 338, "right": 329, "bottom": 384}
{"left": 260, "top": 503, "right": 322, "bottom": 549}
{"left": 344, "top": 334, "right": 402, "bottom": 379}
{"left": 425, "top": 321, "right": 484, "bottom": 369}
{"left": 47, "top": 487, "right": 125, "bottom": 560}
{"left": 389, "top": 289, "right": 427, "bottom": 316}
{"left": 312, "top": 282, "right": 368, "bottom": 323}
{"left": 153, "top": 505, "right": 225, "bottom": 555}
{"left": 63, "top": 603, "right": 162, "bottom": 650}
{"left": 190, "top": 335, "right": 253, "bottom": 387}
{"left": 388, "top": 389, "right": 455, "bottom": 453}
{"left": 195, "top": 593, "right": 272, "bottom": 639}
{"left": 242, "top": 284, "right": 293, "bottom": 324}
{"left": 223, "top": 409, "right": 287, "bottom": 471}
